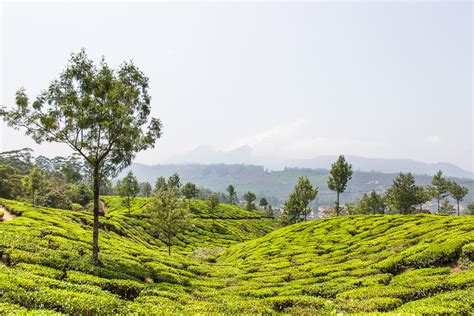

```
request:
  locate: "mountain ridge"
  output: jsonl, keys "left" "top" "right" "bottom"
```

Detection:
{"left": 165, "top": 146, "right": 473, "bottom": 178}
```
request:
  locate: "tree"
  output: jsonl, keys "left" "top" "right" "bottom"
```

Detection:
{"left": 226, "top": 185, "right": 237, "bottom": 205}
{"left": 466, "top": 202, "right": 474, "bottom": 215}
{"left": 282, "top": 192, "right": 303, "bottom": 224}
{"left": 167, "top": 173, "right": 181, "bottom": 191}
{"left": 243, "top": 191, "right": 257, "bottom": 211}
{"left": 182, "top": 182, "right": 199, "bottom": 206}
{"left": 327, "top": 155, "right": 353, "bottom": 216}
{"left": 0, "top": 50, "right": 162, "bottom": 264}
{"left": 415, "top": 186, "right": 431, "bottom": 212}
{"left": 37, "top": 178, "right": 72, "bottom": 210}
{"left": 145, "top": 188, "right": 190, "bottom": 256}
{"left": 208, "top": 193, "right": 220, "bottom": 221}
{"left": 431, "top": 170, "right": 450, "bottom": 212}
{"left": 154, "top": 176, "right": 167, "bottom": 192}
{"left": 60, "top": 154, "right": 85, "bottom": 184}
{"left": 70, "top": 182, "right": 93, "bottom": 206}
{"left": 448, "top": 181, "right": 469, "bottom": 216}
{"left": 28, "top": 166, "right": 44, "bottom": 206}
{"left": 259, "top": 197, "right": 269, "bottom": 210}
{"left": 0, "top": 165, "right": 23, "bottom": 199}
{"left": 358, "top": 191, "right": 386, "bottom": 214}
{"left": 385, "top": 173, "right": 419, "bottom": 215}
{"left": 439, "top": 199, "right": 455, "bottom": 215}
{"left": 141, "top": 182, "right": 152, "bottom": 198}
{"left": 265, "top": 205, "right": 274, "bottom": 218}
{"left": 117, "top": 171, "right": 140, "bottom": 214}
{"left": 282, "top": 176, "right": 317, "bottom": 223}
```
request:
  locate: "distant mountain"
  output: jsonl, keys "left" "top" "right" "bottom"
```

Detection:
{"left": 122, "top": 163, "right": 473, "bottom": 210}
{"left": 289, "top": 155, "right": 474, "bottom": 179}
{"left": 168, "top": 146, "right": 473, "bottom": 179}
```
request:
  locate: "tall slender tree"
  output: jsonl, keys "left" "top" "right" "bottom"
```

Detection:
{"left": 208, "top": 193, "right": 220, "bottom": 224}
{"left": 449, "top": 181, "right": 469, "bottom": 216}
{"left": 226, "top": 185, "right": 237, "bottom": 205}
{"left": 154, "top": 176, "right": 167, "bottom": 192}
{"left": 28, "top": 166, "right": 44, "bottom": 206}
{"left": 259, "top": 197, "right": 269, "bottom": 210}
{"left": 327, "top": 155, "right": 353, "bottom": 216}
{"left": 0, "top": 50, "right": 162, "bottom": 264}
{"left": 141, "top": 182, "right": 152, "bottom": 198}
{"left": 243, "top": 191, "right": 257, "bottom": 211}
{"left": 145, "top": 188, "right": 190, "bottom": 256}
{"left": 182, "top": 182, "right": 199, "bottom": 206}
{"left": 117, "top": 171, "right": 140, "bottom": 214}
{"left": 431, "top": 170, "right": 450, "bottom": 212}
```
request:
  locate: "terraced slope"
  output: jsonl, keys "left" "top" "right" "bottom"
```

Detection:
{"left": 0, "top": 198, "right": 473, "bottom": 314}
{"left": 217, "top": 215, "right": 474, "bottom": 314}
{"left": 0, "top": 197, "right": 277, "bottom": 314}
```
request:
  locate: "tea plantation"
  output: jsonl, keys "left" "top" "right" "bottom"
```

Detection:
{"left": 1, "top": 197, "right": 473, "bottom": 314}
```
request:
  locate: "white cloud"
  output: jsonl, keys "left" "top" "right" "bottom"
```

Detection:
{"left": 223, "top": 119, "right": 382, "bottom": 159}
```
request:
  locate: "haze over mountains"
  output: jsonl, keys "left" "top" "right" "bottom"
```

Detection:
{"left": 168, "top": 145, "right": 474, "bottom": 179}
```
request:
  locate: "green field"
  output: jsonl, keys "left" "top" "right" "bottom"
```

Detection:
{"left": 1, "top": 197, "right": 473, "bottom": 314}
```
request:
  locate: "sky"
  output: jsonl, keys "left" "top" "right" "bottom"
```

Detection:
{"left": 1, "top": 1, "right": 473, "bottom": 171}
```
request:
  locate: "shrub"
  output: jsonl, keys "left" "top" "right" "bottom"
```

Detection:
{"left": 336, "top": 297, "right": 403, "bottom": 312}
{"left": 266, "top": 295, "right": 327, "bottom": 312}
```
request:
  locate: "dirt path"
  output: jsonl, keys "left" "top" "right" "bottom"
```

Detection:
{"left": 1, "top": 207, "right": 14, "bottom": 221}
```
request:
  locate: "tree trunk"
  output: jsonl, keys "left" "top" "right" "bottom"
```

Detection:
{"left": 336, "top": 192, "right": 340, "bottom": 216}
{"left": 32, "top": 190, "right": 35, "bottom": 206}
{"left": 92, "top": 165, "right": 100, "bottom": 265}
{"left": 457, "top": 201, "right": 460, "bottom": 216}
{"left": 168, "top": 234, "right": 171, "bottom": 256}
{"left": 437, "top": 198, "right": 440, "bottom": 213}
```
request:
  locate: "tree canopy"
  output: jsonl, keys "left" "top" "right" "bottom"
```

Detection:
{"left": 327, "top": 155, "right": 353, "bottom": 216}
{"left": 0, "top": 49, "right": 162, "bottom": 264}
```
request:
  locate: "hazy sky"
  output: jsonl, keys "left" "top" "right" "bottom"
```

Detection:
{"left": 1, "top": 1, "right": 473, "bottom": 171}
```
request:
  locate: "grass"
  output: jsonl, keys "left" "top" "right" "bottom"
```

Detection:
{"left": 0, "top": 197, "right": 473, "bottom": 314}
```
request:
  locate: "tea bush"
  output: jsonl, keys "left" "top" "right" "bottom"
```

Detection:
{"left": 0, "top": 198, "right": 473, "bottom": 314}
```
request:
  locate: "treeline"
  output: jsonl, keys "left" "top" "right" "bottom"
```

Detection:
{"left": 280, "top": 155, "right": 473, "bottom": 225}
{"left": 0, "top": 148, "right": 94, "bottom": 210}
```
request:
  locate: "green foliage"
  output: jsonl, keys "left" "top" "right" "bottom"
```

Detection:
{"left": 182, "top": 182, "right": 199, "bottom": 201}
{"left": 116, "top": 171, "right": 140, "bottom": 214}
{"left": 1, "top": 49, "right": 163, "bottom": 264}
{"left": 243, "top": 191, "right": 257, "bottom": 211}
{"left": 282, "top": 176, "right": 318, "bottom": 224}
{"left": 467, "top": 202, "right": 474, "bottom": 215}
{"left": 227, "top": 185, "right": 237, "bottom": 205}
{"left": 449, "top": 180, "right": 469, "bottom": 215}
{"left": 154, "top": 176, "right": 167, "bottom": 193}
{"left": 353, "top": 190, "right": 386, "bottom": 215}
{"left": 431, "top": 170, "right": 450, "bottom": 212}
{"left": 385, "top": 173, "right": 420, "bottom": 214}
{"left": 0, "top": 165, "right": 23, "bottom": 199}
{"left": 327, "top": 155, "right": 353, "bottom": 215}
{"left": 141, "top": 182, "right": 153, "bottom": 198}
{"left": 0, "top": 196, "right": 472, "bottom": 314}
{"left": 28, "top": 166, "right": 45, "bottom": 206}
{"left": 167, "top": 173, "right": 182, "bottom": 191}
{"left": 145, "top": 188, "right": 191, "bottom": 255}
{"left": 208, "top": 193, "right": 220, "bottom": 218}
{"left": 438, "top": 199, "right": 455, "bottom": 215}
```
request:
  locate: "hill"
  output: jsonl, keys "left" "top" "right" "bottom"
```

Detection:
{"left": 169, "top": 146, "right": 474, "bottom": 179}
{"left": 1, "top": 199, "right": 473, "bottom": 314}
{"left": 123, "top": 163, "right": 473, "bottom": 208}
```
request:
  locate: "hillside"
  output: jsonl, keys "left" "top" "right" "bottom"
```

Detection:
{"left": 170, "top": 146, "right": 474, "bottom": 179}
{"left": 1, "top": 199, "right": 473, "bottom": 314}
{"left": 123, "top": 163, "right": 474, "bottom": 207}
